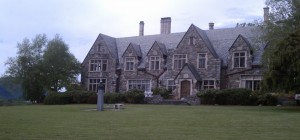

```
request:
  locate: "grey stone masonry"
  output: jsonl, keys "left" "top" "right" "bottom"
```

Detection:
{"left": 81, "top": 17, "right": 266, "bottom": 98}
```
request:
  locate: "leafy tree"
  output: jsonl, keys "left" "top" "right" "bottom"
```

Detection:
{"left": 5, "top": 34, "right": 81, "bottom": 102}
{"left": 5, "top": 34, "right": 47, "bottom": 103}
{"left": 261, "top": 0, "right": 300, "bottom": 92}
{"left": 42, "top": 35, "right": 81, "bottom": 92}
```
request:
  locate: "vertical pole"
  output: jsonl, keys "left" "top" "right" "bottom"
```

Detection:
{"left": 97, "top": 81, "right": 104, "bottom": 111}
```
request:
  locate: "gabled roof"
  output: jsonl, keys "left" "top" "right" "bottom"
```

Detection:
{"left": 228, "top": 34, "right": 252, "bottom": 51}
{"left": 84, "top": 24, "right": 265, "bottom": 66}
{"left": 122, "top": 43, "right": 142, "bottom": 58}
{"left": 146, "top": 41, "right": 167, "bottom": 56}
{"left": 174, "top": 63, "right": 202, "bottom": 81}
{"left": 193, "top": 25, "right": 219, "bottom": 58}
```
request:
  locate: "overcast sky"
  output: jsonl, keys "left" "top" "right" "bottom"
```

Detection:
{"left": 0, "top": 0, "right": 266, "bottom": 76}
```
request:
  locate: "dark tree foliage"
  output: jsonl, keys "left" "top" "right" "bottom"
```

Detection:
{"left": 261, "top": 0, "right": 300, "bottom": 93}
{"left": 4, "top": 34, "right": 81, "bottom": 103}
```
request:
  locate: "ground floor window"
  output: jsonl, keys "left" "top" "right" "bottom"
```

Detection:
{"left": 203, "top": 80, "right": 215, "bottom": 89}
{"left": 240, "top": 75, "right": 262, "bottom": 91}
{"left": 167, "top": 80, "right": 176, "bottom": 92}
{"left": 128, "top": 80, "right": 151, "bottom": 91}
{"left": 88, "top": 78, "right": 106, "bottom": 92}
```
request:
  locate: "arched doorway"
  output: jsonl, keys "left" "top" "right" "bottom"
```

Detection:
{"left": 180, "top": 80, "right": 191, "bottom": 98}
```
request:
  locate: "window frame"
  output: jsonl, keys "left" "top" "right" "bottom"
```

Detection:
{"left": 233, "top": 51, "right": 247, "bottom": 68}
{"left": 149, "top": 56, "right": 161, "bottom": 70}
{"left": 189, "top": 36, "right": 195, "bottom": 45}
{"left": 197, "top": 53, "right": 207, "bottom": 69}
{"left": 240, "top": 75, "right": 262, "bottom": 91}
{"left": 127, "top": 79, "right": 151, "bottom": 91}
{"left": 202, "top": 80, "right": 215, "bottom": 89}
{"left": 166, "top": 79, "right": 176, "bottom": 92}
{"left": 89, "top": 59, "right": 108, "bottom": 72}
{"left": 124, "top": 57, "right": 135, "bottom": 71}
{"left": 173, "top": 54, "right": 187, "bottom": 69}
{"left": 88, "top": 78, "right": 106, "bottom": 92}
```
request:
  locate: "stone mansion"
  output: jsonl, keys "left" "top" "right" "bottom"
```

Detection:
{"left": 81, "top": 8, "right": 269, "bottom": 99}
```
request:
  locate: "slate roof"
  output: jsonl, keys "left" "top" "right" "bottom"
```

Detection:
{"left": 87, "top": 24, "right": 265, "bottom": 66}
{"left": 174, "top": 63, "right": 202, "bottom": 81}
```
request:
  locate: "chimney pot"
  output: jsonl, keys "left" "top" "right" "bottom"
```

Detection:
{"left": 139, "top": 21, "right": 144, "bottom": 36}
{"left": 209, "top": 22, "right": 214, "bottom": 30}
{"left": 160, "top": 17, "right": 171, "bottom": 34}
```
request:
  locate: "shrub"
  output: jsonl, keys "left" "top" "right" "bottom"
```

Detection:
{"left": 125, "top": 89, "right": 145, "bottom": 104}
{"left": 216, "top": 88, "right": 252, "bottom": 105}
{"left": 65, "top": 90, "right": 95, "bottom": 104}
{"left": 87, "top": 94, "right": 97, "bottom": 104}
{"left": 257, "top": 93, "right": 278, "bottom": 106}
{"left": 104, "top": 92, "right": 126, "bottom": 104}
{"left": 197, "top": 89, "right": 218, "bottom": 105}
{"left": 44, "top": 92, "right": 72, "bottom": 105}
{"left": 152, "top": 87, "right": 171, "bottom": 99}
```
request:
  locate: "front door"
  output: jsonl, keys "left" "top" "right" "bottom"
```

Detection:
{"left": 180, "top": 80, "right": 190, "bottom": 98}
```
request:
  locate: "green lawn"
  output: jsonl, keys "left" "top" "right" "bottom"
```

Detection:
{"left": 0, "top": 104, "right": 300, "bottom": 140}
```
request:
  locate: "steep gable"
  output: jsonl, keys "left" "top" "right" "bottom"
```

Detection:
{"left": 122, "top": 43, "right": 142, "bottom": 58}
{"left": 229, "top": 34, "right": 252, "bottom": 51}
{"left": 146, "top": 41, "right": 167, "bottom": 56}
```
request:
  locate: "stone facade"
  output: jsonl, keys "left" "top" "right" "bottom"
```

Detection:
{"left": 81, "top": 18, "right": 265, "bottom": 99}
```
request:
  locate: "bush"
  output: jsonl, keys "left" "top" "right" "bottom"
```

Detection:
{"left": 44, "top": 92, "right": 72, "bottom": 105}
{"left": 125, "top": 89, "right": 145, "bottom": 104}
{"left": 87, "top": 94, "right": 97, "bottom": 104}
{"left": 216, "top": 88, "right": 252, "bottom": 105}
{"left": 152, "top": 87, "right": 171, "bottom": 99}
{"left": 197, "top": 88, "right": 256, "bottom": 105}
{"left": 257, "top": 93, "right": 278, "bottom": 106}
{"left": 65, "top": 90, "right": 95, "bottom": 104}
{"left": 104, "top": 92, "right": 126, "bottom": 104}
{"left": 197, "top": 89, "right": 218, "bottom": 105}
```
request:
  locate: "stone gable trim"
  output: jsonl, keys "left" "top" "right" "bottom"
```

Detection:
{"left": 228, "top": 34, "right": 252, "bottom": 51}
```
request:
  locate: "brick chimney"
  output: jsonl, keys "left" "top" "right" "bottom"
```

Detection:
{"left": 139, "top": 21, "right": 144, "bottom": 36}
{"left": 209, "top": 22, "right": 214, "bottom": 30}
{"left": 263, "top": 7, "right": 270, "bottom": 23}
{"left": 160, "top": 17, "right": 171, "bottom": 34}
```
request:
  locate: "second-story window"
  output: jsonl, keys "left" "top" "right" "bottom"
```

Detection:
{"left": 150, "top": 56, "right": 160, "bottom": 70}
{"left": 233, "top": 52, "right": 246, "bottom": 68}
{"left": 173, "top": 54, "right": 187, "bottom": 69}
{"left": 125, "top": 57, "right": 135, "bottom": 71}
{"left": 198, "top": 53, "right": 207, "bottom": 68}
{"left": 89, "top": 59, "right": 107, "bottom": 72}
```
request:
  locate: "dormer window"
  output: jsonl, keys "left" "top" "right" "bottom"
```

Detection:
{"left": 233, "top": 52, "right": 246, "bottom": 68}
{"left": 189, "top": 36, "right": 195, "bottom": 45}
{"left": 125, "top": 57, "right": 135, "bottom": 71}
{"left": 149, "top": 56, "right": 160, "bottom": 70}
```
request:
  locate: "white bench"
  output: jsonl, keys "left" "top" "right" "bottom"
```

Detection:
{"left": 113, "top": 104, "right": 124, "bottom": 110}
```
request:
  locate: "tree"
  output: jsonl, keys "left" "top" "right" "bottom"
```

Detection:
{"left": 5, "top": 34, "right": 81, "bottom": 102}
{"left": 5, "top": 34, "right": 47, "bottom": 103}
{"left": 42, "top": 35, "right": 81, "bottom": 92}
{"left": 261, "top": 0, "right": 300, "bottom": 92}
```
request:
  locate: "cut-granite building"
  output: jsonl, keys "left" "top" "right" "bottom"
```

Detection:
{"left": 81, "top": 9, "right": 268, "bottom": 99}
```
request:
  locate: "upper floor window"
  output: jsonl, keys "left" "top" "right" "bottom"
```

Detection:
{"left": 125, "top": 57, "right": 135, "bottom": 71}
{"left": 203, "top": 80, "right": 215, "bottom": 89}
{"left": 189, "top": 36, "right": 195, "bottom": 45}
{"left": 233, "top": 52, "right": 246, "bottom": 68}
{"left": 198, "top": 53, "right": 207, "bottom": 69}
{"left": 150, "top": 56, "right": 160, "bottom": 70}
{"left": 173, "top": 54, "right": 187, "bottom": 69}
{"left": 89, "top": 59, "right": 107, "bottom": 72}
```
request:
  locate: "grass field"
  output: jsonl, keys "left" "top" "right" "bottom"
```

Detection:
{"left": 0, "top": 104, "right": 300, "bottom": 140}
